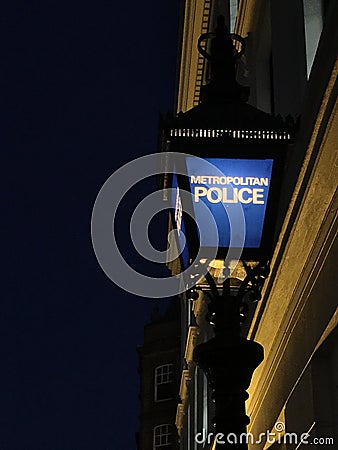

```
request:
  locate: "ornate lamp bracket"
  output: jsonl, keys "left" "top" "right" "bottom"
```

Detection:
{"left": 192, "top": 260, "right": 268, "bottom": 448}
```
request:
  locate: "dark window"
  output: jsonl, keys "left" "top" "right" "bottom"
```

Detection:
{"left": 155, "top": 364, "right": 173, "bottom": 401}
{"left": 153, "top": 424, "right": 172, "bottom": 449}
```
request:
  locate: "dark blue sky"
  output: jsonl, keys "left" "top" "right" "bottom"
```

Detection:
{"left": 2, "top": 1, "right": 179, "bottom": 448}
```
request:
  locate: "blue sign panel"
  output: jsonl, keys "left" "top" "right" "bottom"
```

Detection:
{"left": 185, "top": 157, "right": 274, "bottom": 249}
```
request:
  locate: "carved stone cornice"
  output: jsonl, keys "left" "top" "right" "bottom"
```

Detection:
{"left": 184, "top": 325, "right": 200, "bottom": 365}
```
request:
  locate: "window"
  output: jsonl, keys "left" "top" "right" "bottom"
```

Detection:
{"left": 303, "top": 0, "right": 324, "bottom": 77}
{"left": 153, "top": 424, "right": 172, "bottom": 449}
{"left": 155, "top": 364, "right": 173, "bottom": 401}
{"left": 229, "top": 0, "right": 238, "bottom": 32}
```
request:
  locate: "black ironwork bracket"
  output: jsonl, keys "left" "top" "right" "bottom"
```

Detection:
{"left": 188, "top": 260, "right": 270, "bottom": 334}
{"left": 191, "top": 260, "right": 269, "bottom": 449}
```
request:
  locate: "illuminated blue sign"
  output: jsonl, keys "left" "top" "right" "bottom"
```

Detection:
{"left": 185, "top": 157, "right": 274, "bottom": 249}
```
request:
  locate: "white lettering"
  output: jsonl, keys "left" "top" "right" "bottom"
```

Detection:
{"left": 207, "top": 433, "right": 214, "bottom": 444}
{"left": 222, "top": 187, "right": 237, "bottom": 203}
{"left": 193, "top": 187, "right": 266, "bottom": 204}
{"left": 215, "top": 433, "right": 225, "bottom": 444}
{"left": 194, "top": 187, "right": 207, "bottom": 202}
{"left": 191, "top": 175, "right": 201, "bottom": 184}
{"left": 190, "top": 175, "right": 270, "bottom": 186}
{"left": 238, "top": 188, "right": 252, "bottom": 204}
{"left": 300, "top": 433, "right": 309, "bottom": 444}
{"left": 256, "top": 433, "right": 265, "bottom": 444}
{"left": 266, "top": 431, "right": 276, "bottom": 444}
{"left": 227, "top": 433, "right": 237, "bottom": 444}
{"left": 207, "top": 187, "right": 222, "bottom": 203}
{"left": 252, "top": 188, "right": 264, "bottom": 204}
{"left": 194, "top": 430, "right": 206, "bottom": 444}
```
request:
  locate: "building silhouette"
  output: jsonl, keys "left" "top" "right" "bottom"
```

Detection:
{"left": 137, "top": 299, "right": 181, "bottom": 450}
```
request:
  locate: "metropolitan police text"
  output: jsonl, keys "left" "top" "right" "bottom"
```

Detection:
{"left": 190, "top": 176, "right": 269, "bottom": 205}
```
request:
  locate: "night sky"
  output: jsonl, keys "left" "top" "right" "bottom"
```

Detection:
{"left": 2, "top": 1, "right": 179, "bottom": 449}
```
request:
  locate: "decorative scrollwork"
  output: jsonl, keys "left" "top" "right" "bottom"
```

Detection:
{"left": 187, "top": 260, "right": 270, "bottom": 333}
{"left": 198, "top": 32, "right": 246, "bottom": 61}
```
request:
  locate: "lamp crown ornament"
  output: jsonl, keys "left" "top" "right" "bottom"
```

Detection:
{"left": 198, "top": 15, "right": 248, "bottom": 102}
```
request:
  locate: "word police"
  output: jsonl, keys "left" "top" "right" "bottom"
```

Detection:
{"left": 191, "top": 175, "right": 269, "bottom": 205}
{"left": 194, "top": 187, "right": 265, "bottom": 204}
